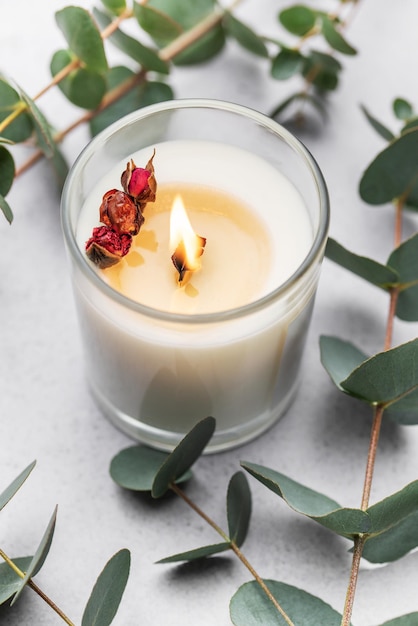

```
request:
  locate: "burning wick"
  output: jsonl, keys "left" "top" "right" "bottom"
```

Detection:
{"left": 170, "top": 194, "right": 206, "bottom": 284}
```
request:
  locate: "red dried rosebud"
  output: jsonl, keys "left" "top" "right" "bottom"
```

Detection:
{"left": 86, "top": 225, "right": 132, "bottom": 269}
{"left": 121, "top": 151, "right": 157, "bottom": 209}
{"left": 99, "top": 189, "right": 144, "bottom": 236}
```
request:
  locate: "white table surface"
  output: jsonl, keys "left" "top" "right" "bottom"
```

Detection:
{"left": 1, "top": 1, "right": 418, "bottom": 625}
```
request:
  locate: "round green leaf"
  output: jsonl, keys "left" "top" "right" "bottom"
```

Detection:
{"left": 386, "top": 387, "right": 418, "bottom": 425}
{"left": 173, "top": 26, "right": 226, "bottom": 65}
{"left": 134, "top": 4, "right": 182, "bottom": 44}
{"left": 224, "top": 14, "right": 268, "bottom": 58}
{"left": 359, "top": 128, "right": 418, "bottom": 206}
{"left": 393, "top": 97, "right": 413, "bottom": 121}
{"left": 89, "top": 67, "right": 174, "bottom": 136}
{"left": 271, "top": 49, "right": 304, "bottom": 80}
{"left": 303, "top": 51, "right": 341, "bottom": 91}
{"left": 341, "top": 338, "right": 418, "bottom": 406}
{"left": 0, "top": 146, "right": 15, "bottom": 197}
{"left": 0, "top": 78, "right": 33, "bottom": 143}
{"left": 279, "top": 5, "right": 317, "bottom": 36}
{"left": 230, "top": 580, "right": 343, "bottom": 626}
{"left": 82, "top": 549, "right": 130, "bottom": 626}
{"left": 152, "top": 416, "right": 216, "bottom": 498}
{"left": 55, "top": 6, "right": 108, "bottom": 73}
{"left": 157, "top": 542, "right": 230, "bottom": 563}
{"left": 387, "top": 233, "right": 418, "bottom": 321}
{"left": 110, "top": 444, "right": 191, "bottom": 491}
{"left": 101, "top": 0, "right": 127, "bottom": 16}
{"left": 51, "top": 51, "right": 106, "bottom": 109}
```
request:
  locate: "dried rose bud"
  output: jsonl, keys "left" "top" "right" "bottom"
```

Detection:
{"left": 86, "top": 225, "right": 132, "bottom": 269}
{"left": 99, "top": 189, "right": 144, "bottom": 236}
{"left": 121, "top": 151, "right": 157, "bottom": 209}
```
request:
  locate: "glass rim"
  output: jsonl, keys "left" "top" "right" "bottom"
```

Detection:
{"left": 61, "top": 98, "right": 330, "bottom": 324}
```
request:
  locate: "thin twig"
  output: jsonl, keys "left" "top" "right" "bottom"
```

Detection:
{"left": 0, "top": 549, "right": 76, "bottom": 626}
{"left": 170, "top": 482, "right": 295, "bottom": 626}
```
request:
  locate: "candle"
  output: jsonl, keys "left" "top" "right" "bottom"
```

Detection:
{"left": 62, "top": 100, "right": 329, "bottom": 452}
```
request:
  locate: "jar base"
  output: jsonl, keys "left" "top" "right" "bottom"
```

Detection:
{"left": 88, "top": 378, "right": 300, "bottom": 454}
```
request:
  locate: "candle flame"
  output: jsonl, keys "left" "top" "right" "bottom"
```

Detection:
{"left": 170, "top": 195, "right": 206, "bottom": 284}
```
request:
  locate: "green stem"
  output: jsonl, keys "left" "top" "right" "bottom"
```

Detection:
{"left": 0, "top": 549, "right": 76, "bottom": 626}
{"left": 170, "top": 482, "right": 295, "bottom": 626}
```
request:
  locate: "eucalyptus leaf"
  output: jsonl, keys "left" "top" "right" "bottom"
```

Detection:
{"left": 325, "top": 238, "right": 399, "bottom": 289}
{"left": 51, "top": 50, "right": 107, "bottom": 109}
{"left": 271, "top": 49, "right": 304, "bottom": 81}
{"left": 227, "top": 472, "right": 251, "bottom": 547}
{"left": 321, "top": 16, "right": 356, "bottom": 55}
{"left": 134, "top": 3, "right": 183, "bottom": 45}
{"left": 320, "top": 335, "right": 368, "bottom": 391}
{"left": 380, "top": 613, "right": 418, "bottom": 626}
{"left": 367, "top": 480, "right": 418, "bottom": 535}
{"left": 362, "top": 508, "right": 418, "bottom": 563}
{"left": 81, "top": 549, "right": 130, "bottom": 626}
{"left": 393, "top": 97, "right": 413, "bottom": 121}
{"left": 241, "top": 462, "right": 370, "bottom": 538}
{"left": 152, "top": 416, "right": 216, "bottom": 498}
{"left": 341, "top": 338, "right": 418, "bottom": 407}
{"left": 360, "top": 104, "right": 395, "bottom": 141}
{"left": 19, "top": 89, "right": 55, "bottom": 158}
{"left": 110, "top": 444, "right": 192, "bottom": 491}
{"left": 279, "top": 5, "right": 317, "bottom": 36}
{"left": 173, "top": 27, "right": 225, "bottom": 66}
{"left": 385, "top": 387, "right": 418, "bottom": 425}
{"left": 55, "top": 6, "right": 108, "bottom": 74}
{"left": 11, "top": 506, "right": 57, "bottom": 605}
{"left": 0, "top": 194, "right": 13, "bottom": 224}
{"left": 401, "top": 118, "right": 418, "bottom": 134}
{"left": 157, "top": 542, "right": 230, "bottom": 563}
{"left": 0, "top": 145, "right": 15, "bottom": 198}
{"left": 230, "top": 580, "right": 344, "bottom": 626}
{"left": 100, "top": 0, "right": 127, "bottom": 16}
{"left": 303, "top": 50, "right": 341, "bottom": 91}
{"left": 224, "top": 14, "right": 268, "bottom": 58}
{"left": 89, "top": 66, "right": 173, "bottom": 136}
{"left": 0, "top": 78, "right": 33, "bottom": 143}
{"left": 359, "top": 128, "right": 418, "bottom": 208}
{"left": 93, "top": 8, "right": 169, "bottom": 74}
{"left": 387, "top": 233, "right": 418, "bottom": 321}
{"left": 0, "top": 557, "right": 32, "bottom": 605}
{"left": 0, "top": 461, "right": 36, "bottom": 511}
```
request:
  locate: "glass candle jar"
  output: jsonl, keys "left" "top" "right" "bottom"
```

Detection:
{"left": 61, "top": 99, "right": 329, "bottom": 453}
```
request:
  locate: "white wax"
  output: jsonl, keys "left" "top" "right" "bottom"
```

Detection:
{"left": 73, "top": 140, "right": 320, "bottom": 451}
{"left": 77, "top": 140, "right": 312, "bottom": 313}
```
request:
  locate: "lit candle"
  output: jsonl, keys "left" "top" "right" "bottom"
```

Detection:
{"left": 62, "top": 101, "right": 329, "bottom": 452}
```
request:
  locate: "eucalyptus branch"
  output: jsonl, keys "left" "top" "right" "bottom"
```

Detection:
{"left": 340, "top": 196, "right": 406, "bottom": 626}
{"left": 0, "top": 549, "right": 76, "bottom": 626}
{"left": 14, "top": 0, "right": 239, "bottom": 179}
{"left": 170, "top": 482, "right": 295, "bottom": 626}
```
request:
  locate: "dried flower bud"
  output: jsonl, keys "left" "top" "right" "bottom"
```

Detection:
{"left": 86, "top": 226, "right": 132, "bottom": 269}
{"left": 99, "top": 189, "right": 144, "bottom": 236}
{"left": 121, "top": 150, "right": 157, "bottom": 210}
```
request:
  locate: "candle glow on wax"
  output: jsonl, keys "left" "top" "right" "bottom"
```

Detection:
{"left": 170, "top": 194, "right": 206, "bottom": 284}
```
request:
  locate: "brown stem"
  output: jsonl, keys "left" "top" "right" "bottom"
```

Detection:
{"left": 0, "top": 549, "right": 75, "bottom": 626}
{"left": 170, "top": 483, "right": 295, "bottom": 626}
{"left": 340, "top": 190, "right": 404, "bottom": 626}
